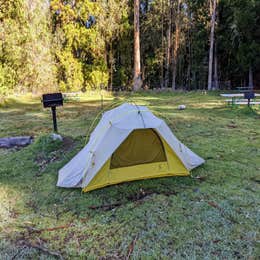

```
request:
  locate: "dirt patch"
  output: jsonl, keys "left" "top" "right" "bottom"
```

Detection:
{"left": 62, "top": 136, "right": 75, "bottom": 153}
{"left": 35, "top": 136, "right": 76, "bottom": 174}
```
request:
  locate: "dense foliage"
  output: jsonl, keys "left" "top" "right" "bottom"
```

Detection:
{"left": 0, "top": 0, "right": 56, "bottom": 95}
{"left": 0, "top": 0, "right": 259, "bottom": 95}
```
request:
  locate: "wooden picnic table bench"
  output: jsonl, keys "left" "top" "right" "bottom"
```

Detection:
{"left": 233, "top": 101, "right": 260, "bottom": 105}
{"left": 220, "top": 93, "right": 260, "bottom": 107}
{"left": 220, "top": 93, "right": 260, "bottom": 97}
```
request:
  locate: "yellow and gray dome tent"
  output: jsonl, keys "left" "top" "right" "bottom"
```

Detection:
{"left": 57, "top": 103, "right": 204, "bottom": 192}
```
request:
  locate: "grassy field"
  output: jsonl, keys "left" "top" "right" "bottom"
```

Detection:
{"left": 0, "top": 91, "right": 259, "bottom": 259}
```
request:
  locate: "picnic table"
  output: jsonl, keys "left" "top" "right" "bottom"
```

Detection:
{"left": 236, "top": 87, "right": 252, "bottom": 92}
{"left": 63, "top": 92, "right": 81, "bottom": 102}
{"left": 220, "top": 93, "right": 260, "bottom": 107}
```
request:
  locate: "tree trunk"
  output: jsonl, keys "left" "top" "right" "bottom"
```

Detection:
{"left": 213, "top": 42, "right": 219, "bottom": 89}
{"left": 133, "top": 0, "right": 142, "bottom": 91}
{"left": 207, "top": 0, "right": 216, "bottom": 90}
{"left": 106, "top": 43, "right": 111, "bottom": 90}
{"left": 109, "top": 42, "right": 113, "bottom": 91}
{"left": 248, "top": 65, "right": 253, "bottom": 89}
{"left": 188, "top": 7, "right": 193, "bottom": 90}
{"left": 165, "top": 0, "right": 172, "bottom": 88}
{"left": 187, "top": 20, "right": 191, "bottom": 90}
{"left": 172, "top": 0, "right": 181, "bottom": 90}
{"left": 160, "top": 0, "right": 164, "bottom": 88}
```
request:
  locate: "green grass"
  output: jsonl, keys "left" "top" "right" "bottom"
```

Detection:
{"left": 0, "top": 91, "right": 259, "bottom": 259}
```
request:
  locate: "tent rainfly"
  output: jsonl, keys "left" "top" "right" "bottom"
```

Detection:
{"left": 57, "top": 103, "right": 205, "bottom": 192}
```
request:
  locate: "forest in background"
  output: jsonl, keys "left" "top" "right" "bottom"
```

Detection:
{"left": 0, "top": 0, "right": 259, "bottom": 96}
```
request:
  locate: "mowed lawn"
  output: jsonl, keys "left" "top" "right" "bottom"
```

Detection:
{"left": 0, "top": 91, "right": 259, "bottom": 259}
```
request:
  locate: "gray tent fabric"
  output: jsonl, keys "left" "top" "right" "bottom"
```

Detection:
{"left": 57, "top": 103, "right": 205, "bottom": 189}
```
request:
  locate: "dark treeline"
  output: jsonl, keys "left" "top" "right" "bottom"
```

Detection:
{"left": 0, "top": 0, "right": 259, "bottom": 95}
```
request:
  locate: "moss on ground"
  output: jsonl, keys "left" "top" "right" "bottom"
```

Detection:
{"left": 0, "top": 91, "right": 259, "bottom": 259}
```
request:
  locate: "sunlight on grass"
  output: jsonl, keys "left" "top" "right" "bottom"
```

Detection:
{"left": 0, "top": 91, "right": 259, "bottom": 258}
{"left": 0, "top": 186, "right": 22, "bottom": 232}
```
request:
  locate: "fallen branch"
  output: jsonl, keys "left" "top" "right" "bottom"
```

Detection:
{"left": 0, "top": 136, "right": 33, "bottom": 148}
{"left": 250, "top": 176, "right": 260, "bottom": 184}
{"left": 126, "top": 235, "right": 138, "bottom": 260}
{"left": 88, "top": 202, "right": 122, "bottom": 211}
{"left": 227, "top": 124, "right": 237, "bottom": 128}
{"left": 23, "top": 242, "right": 63, "bottom": 259}
{"left": 207, "top": 201, "right": 239, "bottom": 224}
{"left": 207, "top": 201, "right": 221, "bottom": 209}
{"left": 19, "top": 223, "right": 74, "bottom": 234}
{"left": 192, "top": 176, "right": 207, "bottom": 182}
{"left": 88, "top": 189, "right": 178, "bottom": 211}
{"left": 88, "top": 191, "right": 153, "bottom": 211}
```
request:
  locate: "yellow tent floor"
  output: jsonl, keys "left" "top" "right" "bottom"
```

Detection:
{"left": 83, "top": 133, "right": 189, "bottom": 192}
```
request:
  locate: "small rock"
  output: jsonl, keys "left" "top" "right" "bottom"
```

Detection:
{"left": 50, "top": 133, "right": 63, "bottom": 141}
{"left": 178, "top": 105, "right": 186, "bottom": 110}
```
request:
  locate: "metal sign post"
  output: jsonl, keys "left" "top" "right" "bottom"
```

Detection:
{"left": 51, "top": 106, "right": 58, "bottom": 132}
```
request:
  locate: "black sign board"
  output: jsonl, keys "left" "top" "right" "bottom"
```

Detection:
{"left": 244, "top": 92, "right": 255, "bottom": 100}
{"left": 42, "top": 93, "right": 63, "bottom": 108}
{"left": 244, "top": 92, "right": 255, "bottom": 106}
{"left": 42, "top": 93, "right": 63, "bottom": 132}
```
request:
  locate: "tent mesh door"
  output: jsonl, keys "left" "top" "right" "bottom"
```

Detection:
{"left": 110, "top": 129, "right": 167, "bottom": 169}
